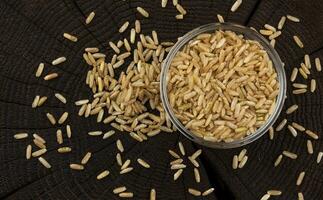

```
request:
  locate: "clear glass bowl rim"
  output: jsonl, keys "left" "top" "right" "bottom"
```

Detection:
{"left": 160, "top": 22, "right": 287, "bottom": 149}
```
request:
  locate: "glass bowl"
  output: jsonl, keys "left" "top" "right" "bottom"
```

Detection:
{"left": 160, "top": 22, "right": 287, "bottom": 149}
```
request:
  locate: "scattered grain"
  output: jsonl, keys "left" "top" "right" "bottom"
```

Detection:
{"left": 85, "top": 47, "right": 99, "bottom": 53}
{"left": 315, "top": 57, "right": 321, "bottom": 72}
{"left": 299, "top": 68, "right": 308, "bottom": 79}
{"left": 44, "top": 73, "right": 58, "bottom": 80}
{"left": 188, "top": 188, "right": 201, "bottom": 196}
{"left": 305, "top": 130, "right": 319, "bottom": 140}
{"left": 287, "top": 125, "right": 298, "bottom": 137}
{"left": 34, "top": 139, "right": 46, "bottom": 149}
{"left": 117, "top": 139, "right": 124, "bottom": 152}
{"left": 260, "top": 194, "right": 271, "bottom": 200}
{"left": 317, "top": 152, "right": 323, "bottom": 163}
{"left": 32, "top": 134, "right": 45, "bottom": 144}
{"left": 267, "top": 190, "right": 282, "bottom": 196}
{"left": 32, "top": 95, "right": 40, "bottom": 108}
{"left": 70, "top": 163, "right": 84, "bottom": 170}
{"left": 109, "top": 41, "right": 120, "bottom": 54}
{"left": 14, "top": 133, "right": 28, "bottom": 140}
{"left": 78, "top": 104, "right": 87, "bottom": 116}
{"left": 86, "top": 12, "right": 95, "bottom": 24}
{"left": 75, "top": 99, "right": 89, "bottom": 106}
{"left": 66, "top": 125, "right": 72, "bottom": 138}
{"left": 194, "top": 168, "right": 200, "bottom": 183}
{"left": 231, "top": 0, "right": 242, "bottom": 12}
{"left": 161, "top": 0, "right": 168, "bottom": 7}
{"left": 52, "top": 57, "right": 66, "bottom": 65}
{"left": 56, "top": 129, "right": 63, "bottom": 144}
{"left": 147, "top": 129, "right": 161, "bottom": 137}
{"left": 173, "top": 169, "right": 183, "bottom": 181}
{"left": 32, "top": 148, "right": 47, "bottom": 157}
{"left": 304, "top": 54, "right": 311, "bottom": 69}
{"left": 103, "top": 130, "right": 115, "bottom": 139}
{"left": 81, "top": 152, "right": 92, "bottom": 165}
{"left": 35, "top": 63, "right": 44, "bottom": 77}
{"left": 269, "top": 31, "right": 281, "bottom": 40}
{"left": 137, "top": 7, "right": 149, "bottom": 18}
{"left": 296, "top": 171, "right": 305, "bottom": 186}
{"left": 202, "top": 188, "right": 214, "bottom": 196}
{"left": 129, "top": 132, "right": 143, "bottom": 142}
{"left": 119, "top": 21, "right": 129, "bottom": 33}
{"left": 270, "top": 39, "right": 276, "bottom": 48}
{"left": 217, "top": 14, "right": 224, "bottom": 23}
{"left": 116, "top": 153, "right": 123, "bottom": 166}
{"left": 293, "top": 83, "right": 307, "bottom": 89}
{"left": 293, "top": 35, "right": 304, "bottom": 48}
{"left": 188, "top": 157, "right": 199, "bottom": 168}
{"left": 121, "top": 159, "right": 131, "bottom": 170}
{"left": 46, "top": 113, "right": 56, "bottom": 125}
{"left": 38, "top": 157, "right": 51, "bottom": 168}
{"left": 238, "top": 155, "right": 248, "bottom": 168}
{"left": 290, "top": 68, "right": 298, "bottom": 82}
{"left": 176, "top": 4, "right": 187, "bottom": 15}
{"left": 63, "top": 33, "right": 78, "bottom": 42}
{"left": 150, "top": 189, "right": 156, "bottom": 200}
{"left": 191, "top": 149, "right": 202, "bottom": 160}
{"left": 298, "top": 192, "right": 304, "bottom": 200}
{"left": 57, "top": 147, "right": 71, "bottom": 153}
{"left": 292, "top": 122, "right": 306, "bottom": 132}
{"left": 286, "top": 104, "right": 298, "bottom": 114}
{"left": 307, "top": 140, "right": 313, "bottom": 154}
{"left": 88, "top": 131, "right": 103, "bottom": 136}
{"left": 119, "top": 192, "right": 133, "bottom": 198}
{"left": 264, "top": 24, "right": 276, "bottom": 32}
{"left": 178, "top": 142, "right": 185, "bottom": 156}
{"left": 113, "top": 186, "right": 127, "bottom": 194}
{"left": 260, "top": 29, "right": 273, "bottom": 36}
{"left": 37, "top": 96, "right": 47, "bottom": 106}
{"left": 274, "top": 154, "right": 283, "bottom": 167}
{"left": 232, "top": 155, "right": 238, "bottom": 169}
{"left": 171, "top": 164, "right": 186, "bottom": 170}
{"left": 269, "top": 127, "right": 274, "bottom": 140}
{"left": 238, "top": 149, "right": 247, "bottom": 161}
{"left": 169, "top": 150, "right": 180, "bottom": 159}
{"left": 276, "top": 119, "right": 287, "bottom": 131}
{"left": 130, "top": 28, "right": 136, "bottom": 44}
{"left": 278, "top": 16, "right": 286, "bottom": 30}
{"left": 58, "top": 112, "right": 69, "bottom": 124}
{"left": 175, "top": 14, "right": 183, "bottom": 20}
{"left": 137, "top": 158, "right": 150, "bottom": 168}
{"left": 26, "top": 145, "right": 32, "bottom": 159}
{"left": 287, "top": 14, "right": 300, "bottom": 22}
{"left": 120, "top": 167, "right": 133, "bottom": 174}
{"left": 310, "top": 79, "right": 316, "bottom": 92}
{"left": 55, "top": 93, "right": 67, "bottom": 104}
{"left": 283, "top": 150, "right": 298, "bottom": 159}
{"left": 170, "top": 158, "right": 183, "bottom": 165}
{"left": 135, "top": 20, "right": 141, "bottom": 33}
{"left": 97, "top": 170, "right": 110, "bottom": 180}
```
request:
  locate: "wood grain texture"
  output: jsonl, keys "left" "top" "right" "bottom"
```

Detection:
{"left": 0, "top": 0, "right": 322, "bottom": 199}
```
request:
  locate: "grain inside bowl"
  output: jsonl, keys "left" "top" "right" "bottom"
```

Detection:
{"left": 167, "top": 29, "right": 280, "bottom": 143}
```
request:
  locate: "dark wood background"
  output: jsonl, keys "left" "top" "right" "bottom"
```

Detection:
{"left": 0, "top": 0, "right": 322, "bottom": 199}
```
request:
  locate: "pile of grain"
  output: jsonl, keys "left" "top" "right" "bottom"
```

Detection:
{"left": 78, "top": 25, "right": 176, "bottom": 140}
{"left": 167, "top": 30, "right": 279, "bottom": 142}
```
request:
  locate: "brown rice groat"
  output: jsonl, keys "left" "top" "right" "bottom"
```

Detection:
{"left": 167, "top": 30, "right": 279, "bottom": 142}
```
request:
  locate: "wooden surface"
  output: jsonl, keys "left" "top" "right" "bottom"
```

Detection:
{"left": 0, "top": 0, "right": 323, "bottom": 199}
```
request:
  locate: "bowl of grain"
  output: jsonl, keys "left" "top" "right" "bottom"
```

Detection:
{"left": 160, "top": 23, "right": 287, "bottom": 148}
